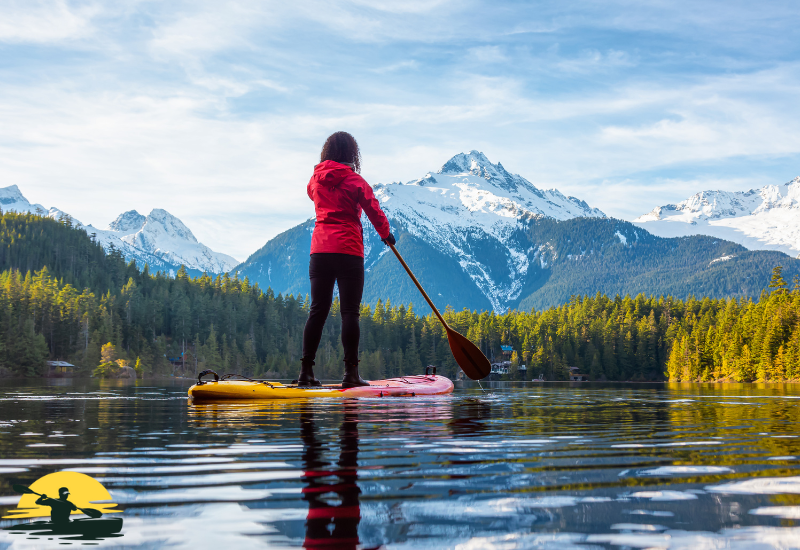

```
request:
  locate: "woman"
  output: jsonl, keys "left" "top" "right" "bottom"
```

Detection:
{"left": 297, "top": 131, "right": 395, "bottom": 388}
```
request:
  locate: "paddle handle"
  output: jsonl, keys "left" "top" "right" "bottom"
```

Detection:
{"left": 388, "top": 244, "right": 449, "bottom": 330}
{"left": 13, "top": 484, "right": 42, "bottom": 497}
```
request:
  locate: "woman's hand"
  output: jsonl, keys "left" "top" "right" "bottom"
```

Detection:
{"left": 381, "top": 233, "right": 396, "bottom": 246}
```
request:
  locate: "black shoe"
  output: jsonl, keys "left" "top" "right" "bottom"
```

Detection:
{"left": 297, "top": 358, "right": 322, "bottom": 387}
{"left": 341, "top": 362, "right": 370, "bottom": 388}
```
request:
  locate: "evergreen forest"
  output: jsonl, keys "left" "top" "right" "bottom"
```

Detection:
{"left": 0, "top": 212, "right": 798, "bottom": 383}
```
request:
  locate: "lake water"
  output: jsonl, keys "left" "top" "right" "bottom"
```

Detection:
{"left": 1, "top": 380, "right": 800, "bottom": 549}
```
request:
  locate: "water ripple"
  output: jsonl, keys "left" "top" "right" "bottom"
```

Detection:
{"left": 1, "top": 380, "right": 799, "bottom": 548}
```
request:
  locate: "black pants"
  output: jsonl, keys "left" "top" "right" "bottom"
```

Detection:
{"left": 302, "top": 253, "right": 364, "bottom": 366}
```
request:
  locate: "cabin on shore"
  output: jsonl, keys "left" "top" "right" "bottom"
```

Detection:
{"left": 167, "top": 353, "right": 187, "bottom": 372}
{"left": 490, "top": 361, "right": 510, "bottom": 376}
{"left": 569, "top": 366, "right": 589, "bottom": 381}
{"left": 47, "top": 361, "right": 75, "bottom": 376}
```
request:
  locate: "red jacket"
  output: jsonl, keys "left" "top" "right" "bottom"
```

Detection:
{"left": 308, "top": 160, "right": 391, "bottom": 257}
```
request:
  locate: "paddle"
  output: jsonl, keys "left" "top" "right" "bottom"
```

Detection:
{"left": 12, "top": 484, "right": 103, "bottom": 519}
{"left": 388, "top": 243, "right": 491, "bottom": 380}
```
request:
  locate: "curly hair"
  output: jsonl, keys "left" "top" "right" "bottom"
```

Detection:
{"left": 320, "top": 131, "right": 361, "bottom": 173}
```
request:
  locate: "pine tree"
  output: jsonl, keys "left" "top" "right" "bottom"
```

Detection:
{"left": 769, "top": 266, "right": 788, "bottom": 295}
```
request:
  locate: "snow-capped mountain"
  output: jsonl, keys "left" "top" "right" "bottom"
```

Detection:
{"left": 87, "top": 210, "right": 238, "bottom": 275}
{"left": 236, "top": 151, "right": 607, "bottom": 312}
{"left": 375, "top": 151, "right": 603, "bottom": 222}
{"left": 235, "top": 152, "right": 800, "bottom": 311}
{"left": 0, "top": 184, "right": 237, "bottom": 274}
{"left": 634, "top": 177, "right": 800, "bottom": 258}
{"left": 370, "top": 151, "right": 605, "bottom": 310}
{"left": 0, "top": 184, "right": 72, "bottom": 221}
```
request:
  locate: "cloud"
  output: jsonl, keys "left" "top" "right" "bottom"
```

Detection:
{"left": 593, "top": 67, "right": 800, "bottom": 164}
{"left": 0, "top": 0, "right": 96, "bottom": 43}
{"left": 0, "top": 83, "right": 317, "bottom": 259}
{"left": 148, "top": 1, "right": 276, "bottom": 58}
{"left": 469, "top": 46, "right": 508, "bottom": 64}
{"left": 371, "top": 60, "right": 419, "bottom": 73}
{"left": 2, "top": 0, "right": 800, "bottom": 260}
{"left": 553, "top": 49, "right": 636, "bottom": 73}
{"left": 348, "top": 0, "right": 457, "bottom": 14}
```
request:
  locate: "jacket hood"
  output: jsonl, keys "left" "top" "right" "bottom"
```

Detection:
{"left": 313, "top": 160, "right": 352, "bottom": 188}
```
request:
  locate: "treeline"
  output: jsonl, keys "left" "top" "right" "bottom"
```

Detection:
{"left": 665, "top": 267, "right": 800, "bottom": 382}
{"left": 0, "top": 210, "right": 138, "bottom": 292}
{"left": 0, "top": 212, "right": 798, "bottom": 382}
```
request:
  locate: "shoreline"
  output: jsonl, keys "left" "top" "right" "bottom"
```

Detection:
{"left": 3, "top": 375, "right": 800, "bottom": 386}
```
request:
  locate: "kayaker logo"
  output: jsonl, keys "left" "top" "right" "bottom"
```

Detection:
{"left": 2, "top": 471, "right": 122, "bottom": 541}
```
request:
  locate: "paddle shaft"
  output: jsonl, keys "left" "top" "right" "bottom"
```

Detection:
{"left": 14, "top": 485, "right": 45, "bottom": 498}
{"left": 388, "top": 244, "right": 449, "bottom": 330}
{"left": 387, "top": 243, "right": 491, "bottom": 380}
{"left": 13, "top": 484, "right": 102, "bottom": 518}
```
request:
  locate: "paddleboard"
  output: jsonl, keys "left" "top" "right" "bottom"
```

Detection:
{"left": 188, "top": 374, "right": 454, "bottom": 400}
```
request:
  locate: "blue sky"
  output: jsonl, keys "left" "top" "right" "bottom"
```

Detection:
{"left": 1, "top": 0, "right": 799, "bottom": 260}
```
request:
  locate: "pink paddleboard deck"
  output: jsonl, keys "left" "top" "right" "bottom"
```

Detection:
{"left": 335, "top": 374, "right": 454, "bottom": 397}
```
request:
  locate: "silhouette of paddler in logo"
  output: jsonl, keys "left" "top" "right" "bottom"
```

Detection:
{"left": 3, "top": 472, "right": 122, "bottom": 541}
{"left": 301, "top": 402, "right": 369, "bottom": 550}
{"left": 35, "top": 487, "right": 78, "bottom": 526}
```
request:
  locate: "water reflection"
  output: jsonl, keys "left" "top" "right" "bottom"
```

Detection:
{"left": 1, "top": 381, "right": 800, "bottom": 549}
{"left": 449, "top": 398, "right": 490, "bottom": 437}
{"left": 300, "top": 402, "right": 361, "bottom": 549}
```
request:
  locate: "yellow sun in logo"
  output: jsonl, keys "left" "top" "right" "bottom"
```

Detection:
{"left": 3, "top": 471, "right": 120, "bottom": 520}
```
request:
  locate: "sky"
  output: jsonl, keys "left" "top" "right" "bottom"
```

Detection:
{"left": 1, "top": 0, "right": 799, "bottom": 261}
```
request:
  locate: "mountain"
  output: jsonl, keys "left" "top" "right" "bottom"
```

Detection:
{"left": 0, "top": 184, "right": 71, "bottom": 220}
{"left": 235, "top": 151, "right": 800, "bottom": 311}
{"left": 514, "top": 217, "right": 798, "bottom": 310}
{"left": 236, "top": 151, "right": 605, "bottom": 311}
{"left": 0, "top": 185, "right": 237, "bottom": 275}
{"left": 633, "top": 177, "right": 800, "bottom": 258}
{"left": 370, "top": 151, "right": 605, "bottom": 310}
{"left": 87, "top": 210, "right": 238, "bottom": 275}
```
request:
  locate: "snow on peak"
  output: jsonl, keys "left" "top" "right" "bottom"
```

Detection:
{"left": 0, "top": 184, "right": 28, "bottom": 206}
{"left": 635, "top": 177, "right": 800, "bottom": 224}
{"left": 0, "top": 184, "right": 70, "bottom": 220}
{"left": 634, "top": 176, "right": 800, "bottom": 257}
{"left": 91, "top": 208, "right": 237, "bottom": 273}
{"left": 371, "top": 151, "right": 604, "bottom": 311}
{"left": 144, "top": 208, "right": 199, "bottom": 244}
{"left": 0, "top": 184, "right": 237, "bottom": 273}
{"left": 439, "top": 150, "right": 496, "bottom": 175}
{"left": 436, "top": 150, "right": 531, "bottom": 196}
{"left": 377, "top": 151, "right": 604, "bottom": 227}
{"left": 108, "top": 210, "right": 146, "bottom": 233}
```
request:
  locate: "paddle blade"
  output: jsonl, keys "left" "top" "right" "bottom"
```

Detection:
{"left": 446, "top": 329, "right": 491, "bottom": 380}
{"left": 80, "top": 507, "right": 103, "bottom": 519}
{"left": 12, "top": 484, "right": 35, "bottom": 495}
